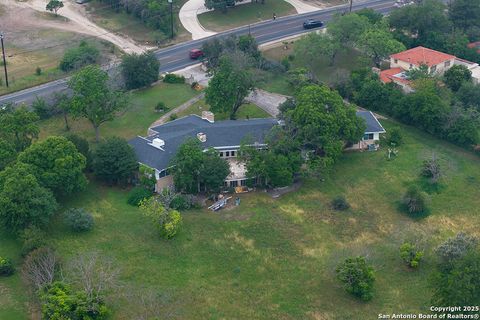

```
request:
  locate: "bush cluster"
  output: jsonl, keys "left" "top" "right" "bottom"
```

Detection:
{"left": 64, "top": 208, "right": 94, "bottom": 232}
{"left": 0, "top": 256, "right": 14, "bottom": 276}
{"left": 127, "top": 187, "right": 153, "bottom": 206}
{"left": 59, "top": 41, "right": 100, "bottom": 72}
{"left": 163, "top": 74, "right": 185, "bottom": 84}
{"left": 20, "top": 226, "right": 47, "bottom": 256}
{"left": 400, "top": 242, "right": 424, "bottom": 268}
{"left": 331, "top": 195, "right": 350, "bottom": 211}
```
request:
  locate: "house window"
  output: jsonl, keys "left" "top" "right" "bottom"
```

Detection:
{"left": 394, "top": 59, "right": 398, "bottom": 64}
{"left": 431, "top": 65, "right": 437, "bottom": 72}
{"left": 231, "top": 151, "right": 235, "bottom": 157}
{"left": 241, "top": 180, "right": 247, "bottom": 186}
{"left": 226, "top": 151, "right": 230, "bottom": 157}
{"left": 231, "top": 180, "right": 238, "bottom": 188}
{"left": 445, "top": 61, "right": 450, "bottom": 67}
{"left": 363, "top": 133, "right": 374, "bottom": 140}
{"left": 219, "top": 152, "right": 224, "bottom": 157}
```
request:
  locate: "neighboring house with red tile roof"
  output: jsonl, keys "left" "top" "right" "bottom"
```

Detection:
{"left": 379, "top": 46, "right": 480, "bottom": 91}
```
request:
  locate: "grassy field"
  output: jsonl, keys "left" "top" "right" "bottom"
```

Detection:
{"left": 258, "top": 42, "right": 368, "bottom": 95}
{"left": 2, "top": 117, "right": 480, "bottom": 319}
{"left": 39, "top": 82, "right": 199, "bottom": 142}
{"left": 174, "top": 99, "right": 271, "bottom": 120}
{"left": 86, "top": 1, "right": 191, "bottom": 46}
{"left": 0, "top": 30, "right": 116, "bottom": 96}
{"left": 198, "top": 1, "right": 296, "bottom": 32}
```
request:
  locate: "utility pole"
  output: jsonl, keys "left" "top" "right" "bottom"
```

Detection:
{"left": 0, "top": 33, "right": 9, "bottom": 88}
{"left": 168, "top": 0, "right": 174, "bottom": 39}
{"left": 349, "top": 0, "right": 353, "bottom": 13}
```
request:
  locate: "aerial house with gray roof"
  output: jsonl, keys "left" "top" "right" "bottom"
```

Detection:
{"left": 129, "top": 111, "right": 386, "bottom": 192}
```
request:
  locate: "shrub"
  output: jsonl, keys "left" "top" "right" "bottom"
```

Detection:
{"left": 20, "top": 226, "right": 47, "bottom": 256}
{"left": 22, "top": 247, "right": 58, "bottom": 290}
{"left": 381, "top": 127, "right": 403, "bottom": 147}
{"left": 170, "top": 194, "right": 192, "bottom": 210}
{"left": 169, "top": 113, "right": 178, "bottom": 121}
{"left": 259, "top": 58, "right": 286, "bottom": 73}
{"left": 402, "top": 186, "right": 428, "bottom": 216}
{"left": 139, "top": 197, "right": 182, "bottom": 239}
{"left": 163, "top": 73, "right": 185, "bottom": 84}
{"left": 0, "top": 257, "right": 14, "bottom": 276}
{"left": 421, "top": 156, "right": 441, "bottom": 184}
{"left": 191, "top": 81, "right": 199, "bottom": 89}
{"left": 32, "top": 97, "right": 57, "bottom": 119}
{"left": 336, "top": 256, "right": 375, "bottom": 301}
{"left": 64, "top": 208, "right": 94, "bottom": 232}
{"left": 281, "top": 57, "right": 291, "bottom": 70}
{"left": 331, "top": 195, "right": 350, "bottom": 211}
{"left": 121, "top": 51, "right": 160, "bottom": 90}
{"left": 436, "top": 233, "right": 478, "bottom": 266}
{"left": 36, "top": 67, "right": 42, "bottom": 76}
{"left": 400, "top": 242, "right": 424, "bottom": 268}
{"left": 127, "top": 187, "right": 153, "bottom": 206}
{"left": 59, "top": 41, "right": 100, "bottom": 72}
{"left": 155, "top": 101, "right": 167, "bottom": 112}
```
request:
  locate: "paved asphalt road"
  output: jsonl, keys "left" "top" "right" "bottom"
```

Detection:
{"left": 0, "top": 0, "right": 395, "bottom": 106}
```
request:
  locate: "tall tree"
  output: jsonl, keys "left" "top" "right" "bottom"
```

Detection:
{"left": 169, "top": 138, "right": 204, "bottom": 194}
{"left": 328, "top": 13, "right": 371, "bottom": 48}
{"left": 358, "top": 27, "right": 406, "bottom": 67}
{"left": 68, "top": 65, "right": 129, "bottom": 142}
{"left": 285, "top": 85, "right": 366, "bottom": 170}
{"left": 205, "top": 57, "right": 254, "bottom": 119}
{"left": 121, "top": 51, "right": 160, "bottom": 90}
{"left": 17, "top": 136, "right": 87, "bottom": 198}
{"left": 46, "top": 0, "right": 63, "bottom": 15}
{"left": 0, "top": 139, "right": 16, "bottom": 171}
{"left": 449, "top": 0, "right": 480, "bottom": 33}
{"left": 444, "top": 64, "right": 472, "bottom": 92}
{"left": 93, "top": 137, "right": 138, "bottom": 185}
{"left": 199, "top": 149, "right": 230, "bottom": 194}
{"left": 295, "top": 33, "right": 341, "bottom": 67}
{"left": 0, "top": 107, "right": 39, "bottom": 152}
{"left": 0, "top": 163, "right": 58, "bottom": 231}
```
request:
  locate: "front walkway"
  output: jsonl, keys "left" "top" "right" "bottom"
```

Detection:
{"left": 179, "top": 0, "right": 320, "bottom": 40}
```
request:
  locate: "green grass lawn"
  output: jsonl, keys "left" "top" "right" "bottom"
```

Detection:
{"left": 174, "top": 99, "right": 271, "bottom": 120}
{"left": 198, "top": 1, "right": 296, "bottom": 32}
{"left": 39, "top": 82, "right": 199, "bottom": 142}
{"left": 2, "top": 117, "right": 480, "bottom": 319}
{"left": 259, "top": 42, "right": 368, "bottom": 94}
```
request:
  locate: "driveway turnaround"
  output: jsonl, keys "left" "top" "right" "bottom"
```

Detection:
{"left": 179, "top": 0, "right": 319, "bottom": 40}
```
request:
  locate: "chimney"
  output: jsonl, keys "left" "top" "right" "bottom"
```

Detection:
{"left": 197, "top": 132, "right": 207, "bottom": 143}
{"left": 150, "top": 138, "right": 165, "bottom": 149}
{"left": 201, "top": 111, "right": 214, "bottom": 123}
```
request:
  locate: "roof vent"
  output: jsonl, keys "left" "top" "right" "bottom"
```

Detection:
{"left": 150, "top": 138, "right": 165, "bottom": 150}
{"left": 197, "top": 132, "right": 207, "bottom": 143}
{"left": 201, "top": 111, "right": 214, "bottom": 123}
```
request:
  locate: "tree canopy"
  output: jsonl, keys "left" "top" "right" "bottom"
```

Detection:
{"left": 205, "top": 57, "right": 254, "bottom": 119}
{"left": 93, "top": 137, "right": 138, "bottom": 185}
{"left": 121, "top": 51, "right": 160, "bottom": 90}
{"left": 0, "top": 163, "right": 57, "bottom": 231}
{"left": 46, "top": 0, "right": 63, "bottom": 15}
{"left": 17, "top": 136, "right": 87, "bottom": 198}
{"left": 68, "top": 65, "right": 128, "bottom": 142}
{"left": 284, "top": 84, "right": 365, "bottom": 170}
{"left": 0, "top": 106, "right": 39, "bottom": 152}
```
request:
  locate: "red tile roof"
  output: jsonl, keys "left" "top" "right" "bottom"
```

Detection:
{"left": 379, "top": 68, "right": 410, "bottom": 85}
{"left": 390, "top": 46, "right": 455, "bottom": 67}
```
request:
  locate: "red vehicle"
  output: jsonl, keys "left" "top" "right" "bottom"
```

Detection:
{"left": 189, "top": 49, "right": 204, "bottom": 59}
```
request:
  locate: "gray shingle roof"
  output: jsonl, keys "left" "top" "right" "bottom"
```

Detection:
{"left": 129, "top": 115, "right": 278, "bottom": 171}
{"left": 356, "top": 111, "right": 386, "bottom": 134}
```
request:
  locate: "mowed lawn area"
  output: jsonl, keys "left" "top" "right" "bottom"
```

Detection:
{"left": 2, "top": 118, "right": 480, "bottom": 319}
{"left": 39, "top": 82, "right": 200, "bottom": 142}
{"left": 258, "top": 43, "right": 368, "bottom": 95}
{"left": 174, "top": 99, "right": 271, "bottom": 120}
{"left": 198, "top": 1, "right": 296, "bottom": 32}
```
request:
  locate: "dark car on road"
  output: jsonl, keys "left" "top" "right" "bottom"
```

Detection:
{"left": 303, "top": 19, "right": 324, "bottom": 29}
{"left": 189, "top": 49, "right": 204, "bottom": 59}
